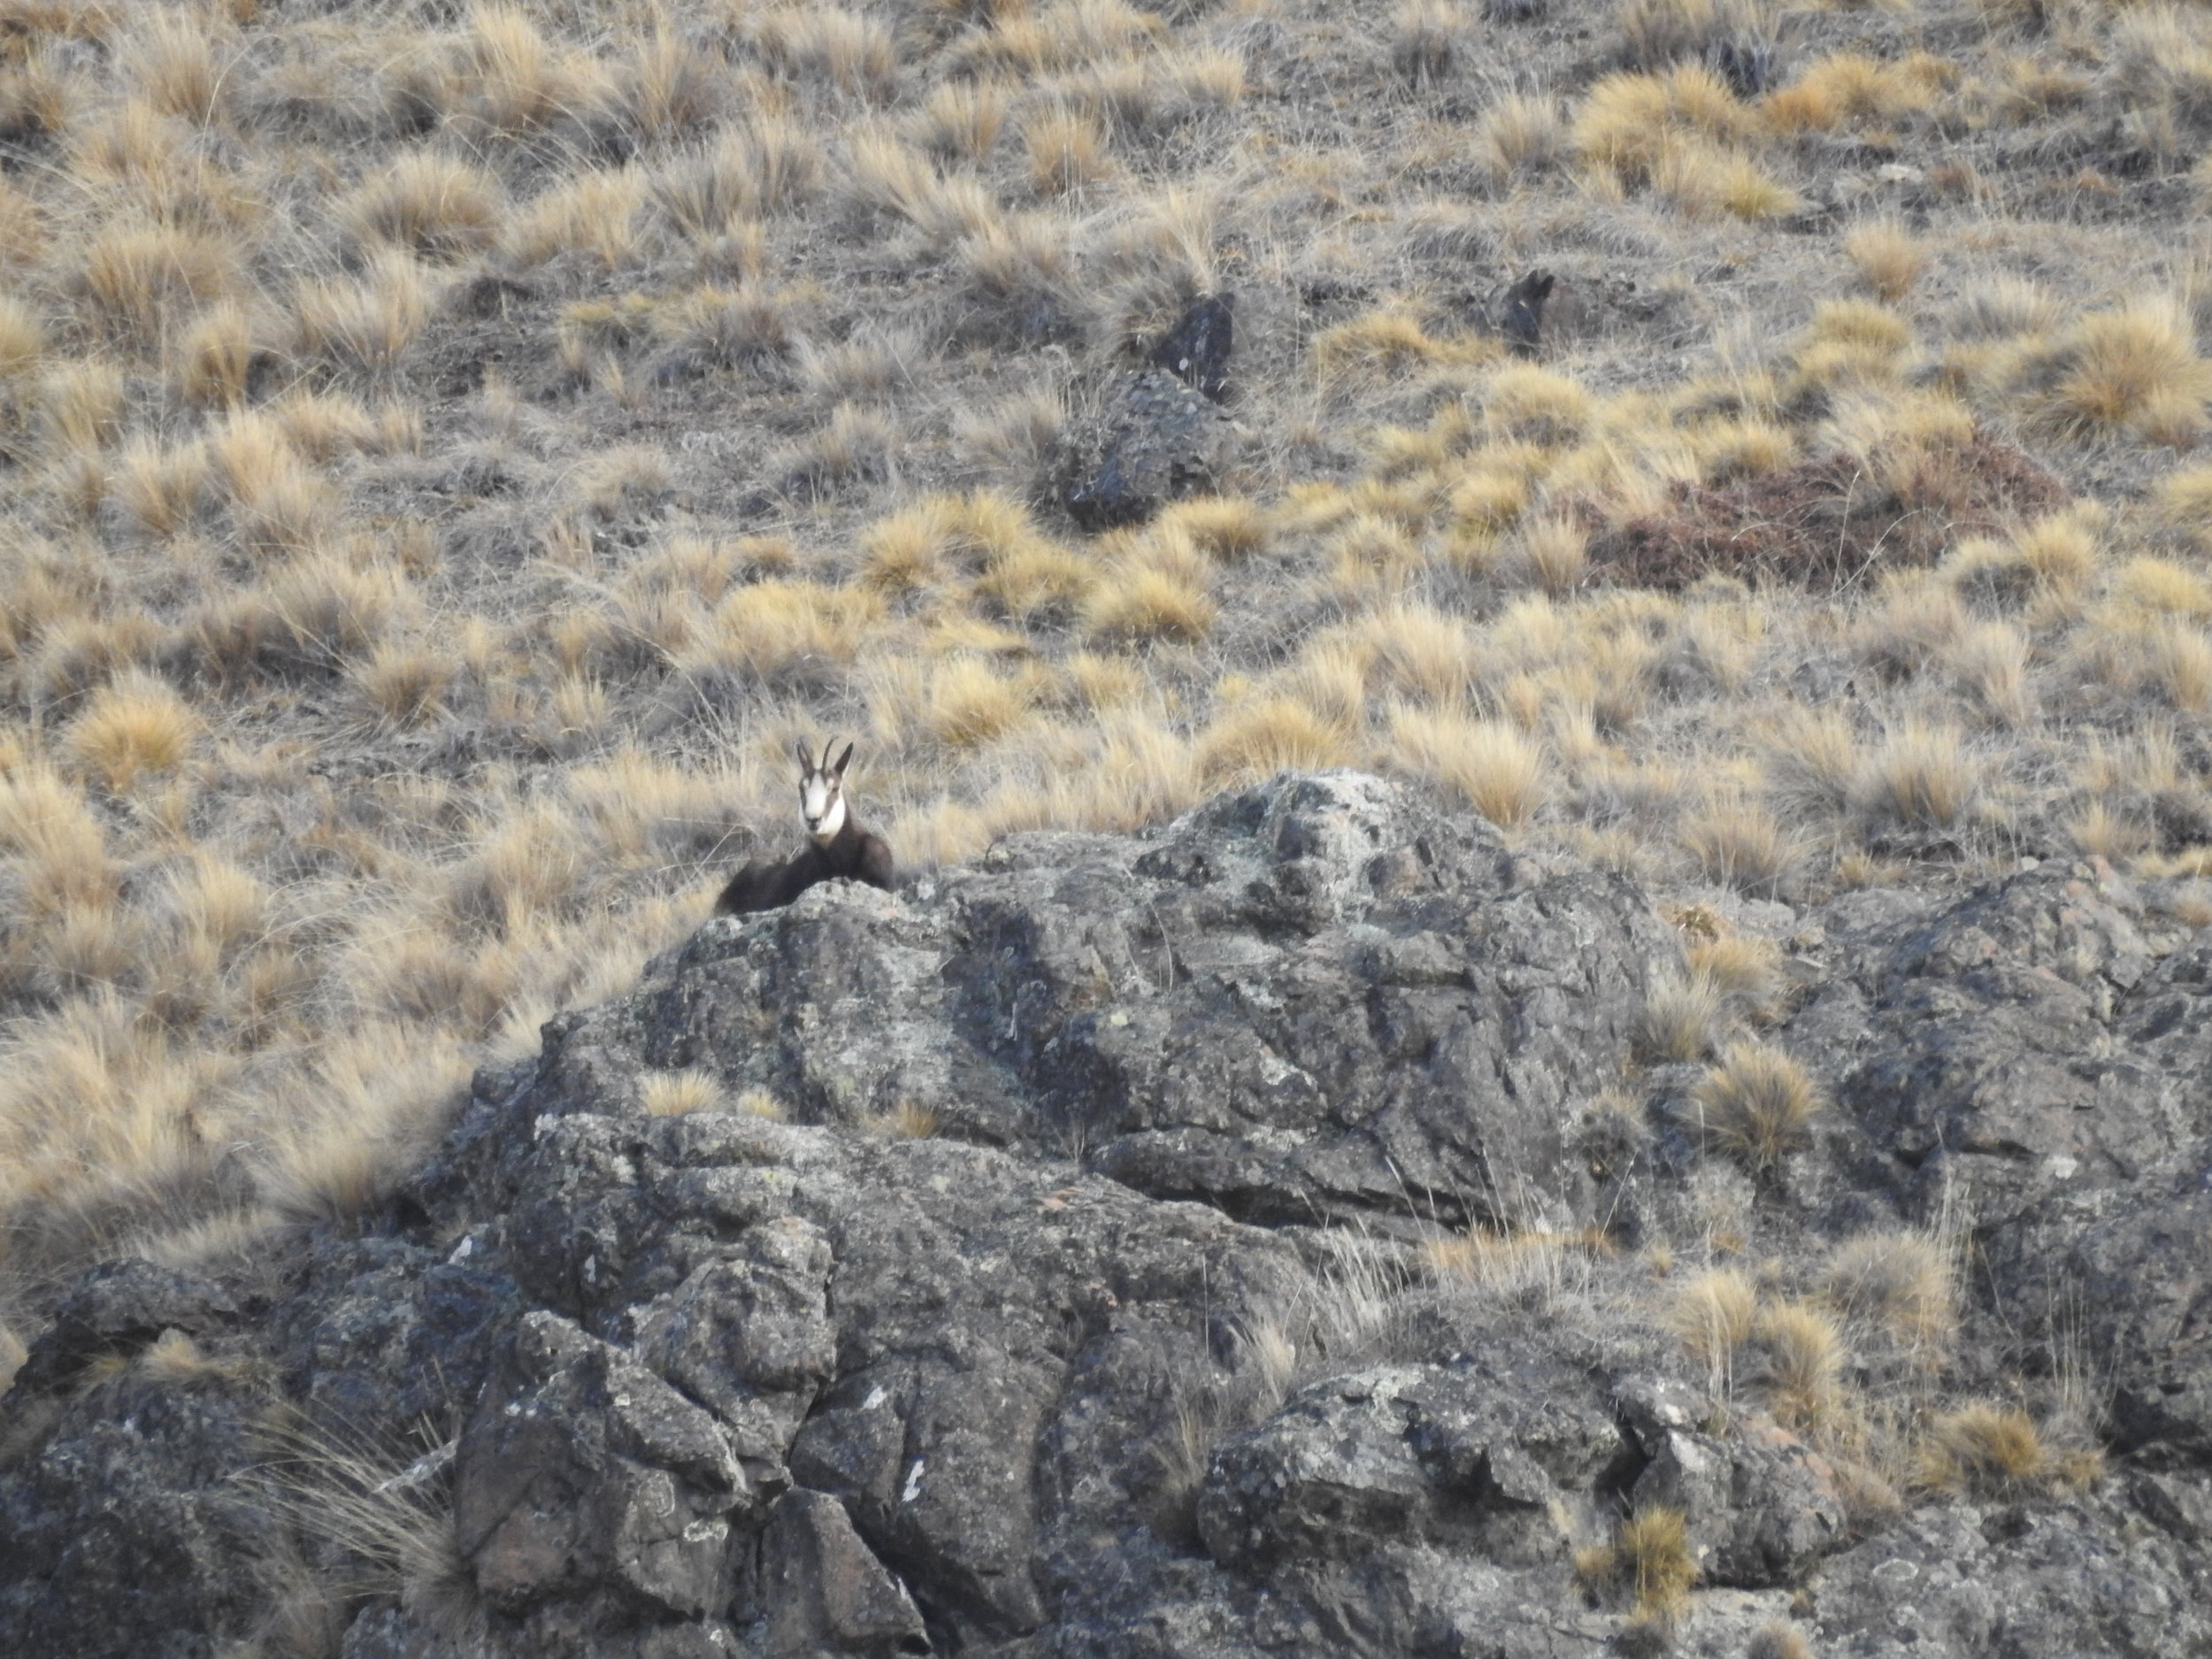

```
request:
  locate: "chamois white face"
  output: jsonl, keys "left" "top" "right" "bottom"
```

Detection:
{"left": 797, "top": 740, "right": 853, "bottom": 842}
{"left": 802, "top": 772, "right": 844, "bottom": 843}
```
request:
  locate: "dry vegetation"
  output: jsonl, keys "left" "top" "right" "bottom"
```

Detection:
{"left": 0, "top": 0, "right": 2208, "bottom": 1510}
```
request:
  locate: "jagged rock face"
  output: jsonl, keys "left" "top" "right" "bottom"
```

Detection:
{"left": 2, "top": 776, "right": 2210, "bottom": 1659}
{"left": 541, "top": 771, "right": 1670, "bottom": 1233}
{"left": 1052, "top": 368, "right": 1234, "bottom": 531}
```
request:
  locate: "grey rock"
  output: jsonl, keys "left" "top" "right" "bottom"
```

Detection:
{"left": 2065, "top": 1159, "right": 2212, "bottom": 1461}
{"left": 6, "top": 1257, "right": 238, "bottom": 1399}
{"left": 453, "top": 1311, "right": 751, "bottom": 1618}
{"left": 0, "top": 1367, "right": 282, "bottom": 1659}
{"left": 1832, "top": 863, "right": 2210, "bottom": 1226}
{"left": 1809, "top": 1499, "right": 2212, "bottom": 1657}
{"left": 1055, "top": 368, "right": 1234, "bottom": 531}
{"left": 759, "top": 1488, "right": 928, "bottom": 1656}
{"left": 1629, "top": 1418, "right": 1847, "bottom": 1586}
{"left": 544, "top": 772, "right": 1671, "bottom": 1236}
{"left": 1196, "top": 1356, "right": 1620, "bottom": 1573}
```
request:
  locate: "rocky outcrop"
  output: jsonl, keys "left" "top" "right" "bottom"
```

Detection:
{"left": 2, "top": 776, "right": 2209, "bottom": 1659}
{"left": 1053, "top": 368, "right": 1234, "bottom": 531}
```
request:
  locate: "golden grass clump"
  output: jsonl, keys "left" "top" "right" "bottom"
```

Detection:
{"left": 1082, "top": 543, "right": 1217, "bottom": 644}
{"left": 78, "top": 219, "right": 236, "bottom": 340}
{"left": 913, "top": 79, "right": 1008, "bottom": 163}
{"left": 1573, "top": 63, "right": 1755, "bottom": 187}
{"left": 1694, "top": 1040, "right": 1819, "bottom": 1171}
{"left": 1844, "top": 219, "right": 1928, "bottom": 303}
{"left": 1157, "top": 496, "right": 1270, "bottom": 561}
{"left": 1022, "top": 104, "right": 1112, "bottom": 196}
{"left": 1680, "top": 797, "right": 1796, "bottom": 896}
{"left": 1852, "top": 721, "right": 1979, "bottom": 833}
{"left": 63, "top": 671, "right": 199, "bottom": 794}
{"left": 0, "top": 289, "right": 44, "bottom": 379}
{"left": 352, "top": 641, "right": 457, "bottom": 729}
{"left": 1763, "top": 50, "right": 1944, "bottom": 133}
{"left": 682, "top": 580, "right": 885, "bottom": 691}
{"left": 2014, "top": 299, "right": 2212, "bottom": 448}
{"left": 341, "top": 153, "right": 504, "bottom": 264}
{"left": 641, "top": 1069, "right": 727, "bottom": 1117}
{"left": 864, "top": 1100, "right": 941, "bottom": 1139}
{"left": 1686, "top": 931, "right": 1786, "bottom": 1022}
{"left": 1484, "top": 365, "right": 1592, "bottom": 447}
{"left": 439, "top": 2, "right": 599, "bottom": 138}
{"left": 0, "top": 764, "right": 118, "bottom": 910}
{"left": 1576, "top": 1507, "right": 1697, "bottom": 1624}
{"left": 917, "top": 657, "right": 1038, "bottom": 749}
{"left": 1509, "top": 516, "right": 1589, "bottom": 595}
{"left": 253, "top": 1030, "right": 476, "bottom": 1223}
{"left": 1313, "top": 306, "right": 1495, "bottom": 382}
{"left": 1636, "top": 966, "right": 1730, "bottom": 1063}
{"left": 1916, "top": 1403, "right": 2052, "bottom": 1497}
{"left": 1749, "top": 1297, "right": 1843, "bottom": 1428}
{"left": 1652, "top": 136, "right": 1798, "bottom": 220}
{"left": 1198, "top": 695, "right": 1356, "bottom": 787}
{"left": 1671, "top": 1266, "right": 1757, "bottom": 1381}
{"left": 292, "top": 252, "right": 432, "bottom": 381}
{"left": 1823, "top": 1228, "right": 1955, "bottom": 1361}
{"left": 1474, "top": 91, "right": 1568, "bottom": 182}
{"left": 1386, "top": 703, "right": 1548, "bottom": 828}
{"left": 752, "top": 5, "right": 901, "bottom": 102}
{"left": 174, "top": 299, "right": 259, "bottom": 410}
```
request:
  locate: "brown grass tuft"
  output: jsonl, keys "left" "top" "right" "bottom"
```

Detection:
{"left": 1852, "top": 721, "right": 1979, "bottom": 833}
{"left": 1578, "top": 1507, "right": 1697, "bottom": 1624}
{"left": 1824, "top": 1228, "right": 1955, "bottom": 1363}
{"left": 641, "top": 1069, "right": 727, "bottom": 1117}
{"left": 342, "top": 153, "right": 503, "bottom": 263}
{"left": 63, "top": 671, "right": 198, "bottom": 794}
{"left": 1386, "top": 703, "right": 1548, "bottom": 827}
{"left": 1694, "top": 1040, "right": 1819, "bottom": 1172}
{"left": 1750, "top": 1298, "right": 1843, "bottom": 1428}
{"left": 1636, "top": 967, "right": 1729, "bottom": 1063}
{"left": 1916, "top": 1403, "right": 2050, "bottom": 1497}
{"left": 1844, "top": 219, "right": 1928, "bottom": 303}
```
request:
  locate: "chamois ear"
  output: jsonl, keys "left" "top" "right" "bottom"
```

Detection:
{"left": 794, "top": 738, "right": 814, "bottom": 773}
{"left": 833, "top": 741, "right": 855, "bottom": 779}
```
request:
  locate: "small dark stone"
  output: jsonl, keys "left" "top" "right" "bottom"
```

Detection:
{"left": 1709, "top": 39, "right": 1780, "bottom": 99}
{"left": 1147, "top": 292, "right": 1234, "bottom": 402}
{"left": 1500, "top": 269, "right": 1555, "bottom": 357}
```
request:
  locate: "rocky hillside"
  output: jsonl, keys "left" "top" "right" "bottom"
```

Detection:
{"left": 1, "top": 770, "right": 2206, "bottom": 1658}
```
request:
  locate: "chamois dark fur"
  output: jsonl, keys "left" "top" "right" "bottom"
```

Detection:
{"left": 715, "top": 739, "right": 895, "bottom": 916}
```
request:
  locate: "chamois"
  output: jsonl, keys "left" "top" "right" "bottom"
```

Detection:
{"left": 715, "top": 739, "right": 895, "bottom": 916}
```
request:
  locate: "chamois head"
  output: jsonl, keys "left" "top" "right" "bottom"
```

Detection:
{"left": 795, "top": 738, "right": 855, "bottom": 844}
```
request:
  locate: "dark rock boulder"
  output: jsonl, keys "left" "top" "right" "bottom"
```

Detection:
{"left": 2063, "top": 1154, "right": 2212, "bottom": 1463}
{"left": 7, "top": 1257, "right": 239, "bottom": 1398}
{"left": 1054, "top": 367, "right": 1235, "bottom": 531}
{"left": 454, "top": 1310, "right": 756, "bottom": 1619}
{"left": 532, "top": 771, "right": 1671, "bottom": 1234}
{"left": 0, "top": 1364, "right": 284, "bottom": 1659}
{"left": 1148, "top": 293, "right": 1234, "bottom": 402}
{"left": 1816, "top": 861, "right": 2212, "bottom": 1228}
{"left": 1808, "top": 1499, "right": 2212, "bottom": 1657}
{"left": 759, "top": 1488, "right": 927, "bottom": 1656}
